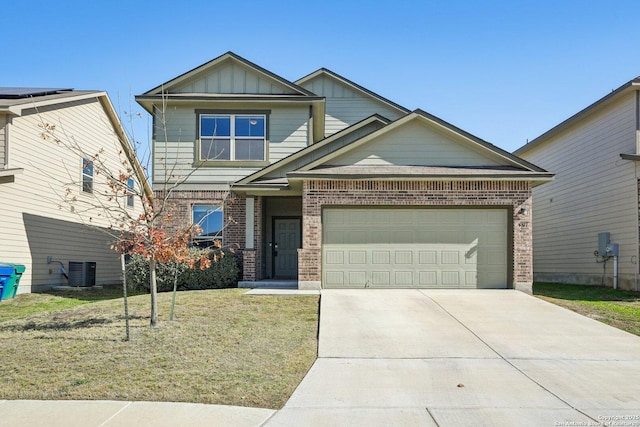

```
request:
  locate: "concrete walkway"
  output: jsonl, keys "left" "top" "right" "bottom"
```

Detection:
{"left": 2, "top": 289, "right": 640, "bottom": 426}
{"left": 267, "top": 289, "right": 640, "bottom": 426}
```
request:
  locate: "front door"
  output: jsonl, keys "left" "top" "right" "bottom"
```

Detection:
{"left": 273, "top": 218, "right": 301, "bottom": 279}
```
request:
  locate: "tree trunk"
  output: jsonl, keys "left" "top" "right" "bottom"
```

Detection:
{"left": 149, "top": 258, "right": 158, "bottom": 327}
{"left": 120, "top": 254, "right": 131, "bottom": 341}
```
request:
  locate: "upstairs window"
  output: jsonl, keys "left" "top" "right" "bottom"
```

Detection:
{"left": 82, "top": 158, "right": 93, "bottom": 193}
{"left": 126, "top": 178, "right": 135, "bottom": 207}
{"left": 199, "top": 114, "right": 266, "bottom": 162}
{"left": 192, "top": 205, "right": 223, "bottom": 247}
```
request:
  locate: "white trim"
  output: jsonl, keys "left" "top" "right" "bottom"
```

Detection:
{"left": 245, "top": 197, "right": 255, "bottom": 249}
{"left": 199, "top": 113, "right": 266, "bottom": 162}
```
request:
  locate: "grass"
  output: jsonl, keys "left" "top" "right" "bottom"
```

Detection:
{"left": 0, "top": 288, "right": 319, "bottom": 409}
{"left": 534, "top": 282, "right": 640, "bottom": 336}
{"left": 0, "top": 286, "right": 143, "bottom": 322}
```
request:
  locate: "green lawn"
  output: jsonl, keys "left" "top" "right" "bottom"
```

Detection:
{"left": 534, "top": 282, "right": 640, "bottom": 336}
{"left": 0, "top": 288, "right": 319, "bottom": 409}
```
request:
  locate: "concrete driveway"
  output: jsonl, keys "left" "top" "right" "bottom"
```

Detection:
{"left": 267, "top": 289, "right": 640, "bottom": 426}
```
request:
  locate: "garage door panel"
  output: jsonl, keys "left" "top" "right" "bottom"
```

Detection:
{"left": 325, "top": 271, "right": 344, "bottom": 286}
{"left": 372, "top": 251, "right": 391, "bottom": 264}
{"left": 325, "top": 250, "right": 345, "bottom": 265}
{"left": 348, "top": 271, "right": 367, "bottom": 285}
{"left": 372, "top": 271, "right": 390, "bottom": 285}
{"left": 395, "top": 251, "right": 413, "bottom": 264}
{"left": 419, "top": 251, "right": 437, "bottom": 265}
{"left": 419, "top": 271, "right": 438, "bottom": 286}
{"left": 394, "top": 271, "right": 413, "bottom": 286}
{"left": 349, "top": 251, "right": 367, "bottom": 264}
{"left": 488, "top": 230, "right": 506, "bottom": 245}
{"left": 322, "top": 208, "right": 508, "bottom": 289}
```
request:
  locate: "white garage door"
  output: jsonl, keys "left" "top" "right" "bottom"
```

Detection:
{"left": 322, "top": 208, "right": 508, "bottom": 289}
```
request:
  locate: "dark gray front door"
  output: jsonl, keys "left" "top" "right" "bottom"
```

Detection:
{"left": 274, "top": 218, "right": 301, "bottom": 279}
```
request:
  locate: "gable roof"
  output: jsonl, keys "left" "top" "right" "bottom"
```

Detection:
{"left": 142, "top": 51, "right": 316, "bottom": 97}
{"left": 297, "top": 109, "right": 548, "bottom": 173}
{"left": 235, "top": 109, "right": 552, "bottom": 194}
{"left": 0, "top": 89, "right": 101, "bottom": 115}
{"left": 295, "top": 68, "right": 411, "bottom": 115}
{"left": 515, "top": 76, "right": 640, "bottom": 155}
{"left": 0, "top": 88, "right": 152, "bottom": 200}
{"left": 236, "top": 114, "right": 391, "bottom": 186}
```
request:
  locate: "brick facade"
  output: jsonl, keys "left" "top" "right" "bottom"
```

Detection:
{"left": 154, "top": 189, "right": 250, "bottom": 279}
{"left": 241, "top": 196, "right": 264, "bottom": 281}
{"left": 299, "top": 180, "right": 533, "bottom": 292}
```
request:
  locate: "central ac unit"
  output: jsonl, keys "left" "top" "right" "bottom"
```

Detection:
{"left": 68, "top": 261, "right": 96, "bottom": 287}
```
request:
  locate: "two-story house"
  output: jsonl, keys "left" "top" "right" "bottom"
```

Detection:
{"left": 136, "top": 52, "right": 552, "bottom": 293}
{"left": 0, "top": 88, "right": 149, "bottom": 293}
{"left": 515, "top": 77, "right": 640, "bottom": 290}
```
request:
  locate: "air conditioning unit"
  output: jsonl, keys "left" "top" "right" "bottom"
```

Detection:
{"left": 68, "top": 261, "right": 96, "bottom": 287}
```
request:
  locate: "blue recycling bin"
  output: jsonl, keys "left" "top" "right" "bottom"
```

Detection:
{"left": 0, "top": 263, "right": 26, "bottom": 300}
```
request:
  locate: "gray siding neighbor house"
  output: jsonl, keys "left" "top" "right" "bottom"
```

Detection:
{"left": 0, "top": 89, "right": 148, "bottom": 293}
{"left": 515, "top": 77, "right": 640, "bottom": 290}
{"left": 136, "top": 52, "right": 552, "bottom": 293}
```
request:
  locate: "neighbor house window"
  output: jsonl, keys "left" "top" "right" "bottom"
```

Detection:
{"left": 199, "top": 114, "right": 266, "bottom": 161}
{"left": 82, "top": 158, "right": 93, "bottom": 193}
{"left": 126, "top": 178, "right": 135, "bottom": 207}
{"left": 192, "top": 205, "right": 223, "bottom": 247}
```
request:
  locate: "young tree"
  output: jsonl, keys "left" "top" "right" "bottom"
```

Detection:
{"left": 37, "top": 96, "right": 213, "bottom": 328}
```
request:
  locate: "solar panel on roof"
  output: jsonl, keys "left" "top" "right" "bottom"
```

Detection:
{"left": 0, "top": 87, "right": 73, "bottom": 99}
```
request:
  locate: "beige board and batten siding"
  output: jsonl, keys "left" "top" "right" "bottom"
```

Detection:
{"left": 154, "top": 104, "right": 310, "bottom": 186}
{"left": 519, "top": 92, "right": 638, "bottom": 284}
{"left": 172, "top": 60, "right": 301, "bottom": 95}
{"left": 298, "top": 75, "right": 406, "bottom": 136}
{"left": 322, "top": 208, "right": 508, "bottom": 289}
{"left": 0, "top": 97, "right": 144, "bottom": 292}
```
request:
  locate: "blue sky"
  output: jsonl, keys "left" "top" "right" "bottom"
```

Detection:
{"left": 3, "top": 0, "right": 640, "bottom": 153}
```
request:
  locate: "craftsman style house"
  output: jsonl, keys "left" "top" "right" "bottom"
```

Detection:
{"left": 136, "top": 52, "right": 552, "bottom": 292}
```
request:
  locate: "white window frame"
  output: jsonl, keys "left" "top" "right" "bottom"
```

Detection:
{"left": 198, "top": 113, "right": 266, "bottom": 162}
{"left": 82, "top": 158, "right": 93, "bottom": 193}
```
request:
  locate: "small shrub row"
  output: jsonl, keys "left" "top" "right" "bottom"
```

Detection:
{"left": 126, "top": 248, "right": 239, "bottom": 292}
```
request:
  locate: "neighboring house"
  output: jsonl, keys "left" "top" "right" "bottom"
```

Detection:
{"left": 515, "top": 77, "right": 640, "bottom": 290}
{"left": 136, "top": 52, "right": 552, "bottom": 292}
{"left": 0, "top": 88, "right": 150, "bottom": 293}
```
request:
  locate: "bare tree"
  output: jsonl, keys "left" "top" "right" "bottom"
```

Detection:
{"left": 37, "top": 95, "right": 216, "bottom": 328}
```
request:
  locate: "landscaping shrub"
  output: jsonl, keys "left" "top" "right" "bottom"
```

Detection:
{"left": 126, "top": 248, "right": 239, "bottom": 292}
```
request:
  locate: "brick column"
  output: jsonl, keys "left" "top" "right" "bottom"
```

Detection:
{"left": 242, "top": 250, "right": 256, "bottom": 281}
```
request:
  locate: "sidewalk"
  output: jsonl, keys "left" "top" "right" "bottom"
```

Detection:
{"left": 0, "top": 400, "right": 275, "bottom": 427}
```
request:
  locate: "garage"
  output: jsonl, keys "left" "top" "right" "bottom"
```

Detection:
{"left": 322, "top": 207, "right": 509, "bottom": 289}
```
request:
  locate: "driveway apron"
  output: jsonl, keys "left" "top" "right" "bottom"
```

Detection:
{"left": 266, "top": 289, "right": 640, "bottom": 426}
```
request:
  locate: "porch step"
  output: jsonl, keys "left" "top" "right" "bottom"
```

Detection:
{"left": 238, "top": 280, "right": 298, "bottom": 290}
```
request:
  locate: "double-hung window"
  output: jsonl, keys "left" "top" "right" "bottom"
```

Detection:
{"left": 82, "top": 158, "right": 93, "bottom": 193}
{"left": 199, "top": 113, "right": 266, "bottom": 162}
{"left": 192, "top": 205, "right": 223, "bottom": 247}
